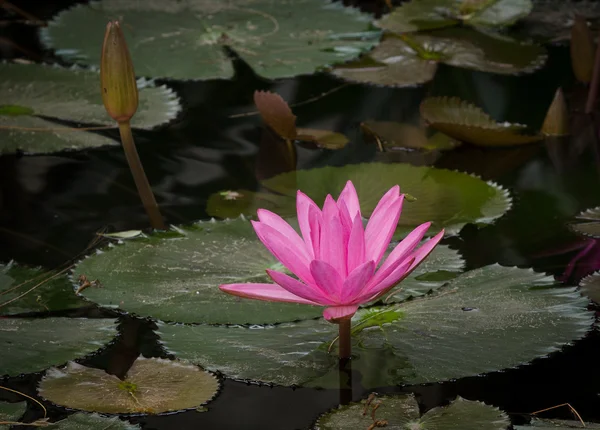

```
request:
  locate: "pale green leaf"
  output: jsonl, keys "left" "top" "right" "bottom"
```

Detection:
{"left": 515, "top": 418, "right": 600, "bottom": 429}
{"left": 158, "top": 265, "right": 592, "bottom": 387}
{"left": 579, "top": 272, "right": 600, "bottom": 304}
{"left": 571, "top": 206, "right": 600, "bottom": 238}
{"left": 47, "top": 413, "right": 141, "bottom": 430}
{"left": 42, "top": 0, "right": 380, "bottom": 80}
{"left": 39, "top": 357, "right": 219, "bottom": 415}
{"left": 0, "top": 317, "right": 118, "bottom": 377}
{"left": 316, "top": 395, "right": 509, "bottom": 430}
{"left": 0, "top": 63, "right": 180, "bottom": 154}
{"left": 206, "top": 163, "right": 512, "bottom": 237}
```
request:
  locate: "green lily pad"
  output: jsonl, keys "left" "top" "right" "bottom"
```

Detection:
{"left": 1, "top": 317, "right": 117, "bottom": 377}
{"left": 579, "top": 272, "right": 600, "bottom": 304}
{"left": 316, "top": 395, "right": 509, "bottom": 430}
{"left": 41, "top": 0, "right": 380, "bottom": 81}
{"left": 0, "top": 402, "right": 26, "bottom": 429}
{"left": 515, "top": 418, "right": 600, "bottom": 429}
{"left": 421, "top": 96, "right": 543, "bottom": 146}
{"left": 72, "top": 217, "right": 463, "bottom": 324}
{"left": 48, "top": 413, "right": 141, "bottom": 429}
{"left": 376, "top": 0, "right": 533, "bottom": 34}
{"left": 39, "top": 357, "right": 219, "bottom": 415}
{"left": 332, "top": 29, "right": 545, "bottom": 86}
{"left": 0, "top": 62, "right": 180, "bottom": 154}
{"left": 0, "top": 263, "right": 86, "bottom": 316}
{"left": 206, "top": 163, "right": 512, "bottom": 237}
{"left": 570, "top": 207, "right": 600, "bottom": 238}
{"left": 520, "top": 0, "right": 600, "bottom": 42}
{"left": 361, "top": 121, "right": 461, "bottom": 151}
{"left": 158, "top": 265, "right": 592, "bottom": 387}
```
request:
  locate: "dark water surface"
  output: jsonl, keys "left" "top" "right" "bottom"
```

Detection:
{"left": 1, "top": 1, "right": 600, "bottom": 429}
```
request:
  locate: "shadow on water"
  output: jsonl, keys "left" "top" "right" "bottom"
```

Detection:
{"left": 1, "top": 1, "right": 600, "bottom": 429}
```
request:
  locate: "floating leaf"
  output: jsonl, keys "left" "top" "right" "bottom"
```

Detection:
{"left": 1, "top": 317, "right": 117, "bottom": 377}
{"left": 316, "top": 395, "right": 509, "bottom": 430}
{"left": 361, "top": 120, "right": 461, "bottom": 151}
{"left": 0, "top": 402, "right": 26, "bottom": 429}
{"left": 158, "top": 265, "right": 592, "bottom": 387}
{"left": 376, "top": 0, "right": 533, "bottom": 34}
{"left": 72, "top": 217, "right": 462, "bottom": 324}
{"left": 520, "top": 0, "right": 600, "bottom": 42}
{"left": 206, "top": 163, "right": 512, "bottom": 237}
{"left": 0, "top": 263, "right": 86, "bottom": 316}
{"left": 39, "top": 357, "right": 219, "bottom": 415}
{"left": 254, "top": 91, "right": 297, "bottom": 140}
{"left": 570, "top": 15, "right": 595, "bottom": 83}
{"left": 42, "top": 0, "right": 380, "bottom": 81}
{"left": 515, "top": 418, "right": 600, "bottom": 429}
{"left": 99, "top": 230, "right": 144, "bottom": 240}
{"left": 541, "top": 88, "right": 569, "bottom": 137}
{"left": 0, "top": 62, "right": 180, "bottom": 154}
{"left": 421, "top": 97, "right": 543, "bottom": 146}
{"left": 571, "top": 206, "right": 600, "bottom": 238}
{"left": 332, "top": 29, "right": 545, "bottom": 87}
{"left": 47, "top": 413, "right": 141, "bottom": 429}
{"left": 296, "top": 128, "right": 349, "bottom": 149}
{"left": 579, "top": 272, "right": 600, "bottom": 303}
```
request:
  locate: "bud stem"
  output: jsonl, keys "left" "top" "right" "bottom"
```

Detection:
{"left": 117, "top": 121, "right": 166, "bottom": 230}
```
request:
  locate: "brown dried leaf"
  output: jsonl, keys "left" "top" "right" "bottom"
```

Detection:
{"left": 253, "top": 90, "right": 297, "bottom": 140}
{"left": 571, "top": 15, "right": 595, "bottom": 83}
{"left": 541, "top": 88, "right": 570, "bottom": 136}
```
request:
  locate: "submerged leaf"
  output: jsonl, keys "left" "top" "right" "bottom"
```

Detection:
{"left": 42, "top": 0, "right": 380, "bottom": 80}
{"left": 571, "top": 206, "right": 600, "bottom": 238}
{"left": 254, "top": 91, "right": 297, "bottom": 140}
{"left": 296, "top": 128, "right": 349, "bottom": 149}
{"left": 1, "top": 318, "right": 117, "bottom": 377}
{"left": 421, "top": 96, "right": 543, "bottom": 146}
{"left": 376, "top": 0, "right": 533, "bottom": 33}
{"left": 0, "top": 63, "right": 180, "bottom": 154}
{"left": 521, "top": 0, "right": 600, "bottom": 41}
{"left": 361, "top": 120, "right": 461, "bottom": 151}
{"left": 39, "top": 357, "right": 219, "bottom": 414}
{"left": 332, "top": 29, "right": 545, "bottom": 86}
{"left": 158, "top": 265, "right": 592, "bottom": 387}
{"left": 47, "top": 413, "right": 141, "bottom": 429}
{"left": 316, "top": 395, "right": 509, "bottom": 430}
{"left": 570, "top": 15, "right": 595, "bottom": 83}
{"left": 72, "top": 217, "right": 462, "bottom": 324}
{"left": 541, "top": 88, "right": 569, "bottom": 136}
{"left": 0, "top": 263, "right": 86, "bottom": 316}
{"left": 0, "top": 402, "right": 26, "bottom": 428}
{"left": 206, "top": 163, "right": 512, "bottom": 237}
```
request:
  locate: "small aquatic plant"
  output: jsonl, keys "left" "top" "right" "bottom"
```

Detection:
{"left": 220, "top": 180, "right": 443, "bottom": 358}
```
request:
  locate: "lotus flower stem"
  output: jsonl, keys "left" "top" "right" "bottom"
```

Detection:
{"left": 118, "top": 121, "right": 166, "bottom": 230}
{"left": 585, "top": 29, "right": 600, "bottom": 113}
{"left": 101, "top": 20, "right": 166, "bottom": 230}
{"left": 338, "top": 318, "right": 351, "bottom": 359}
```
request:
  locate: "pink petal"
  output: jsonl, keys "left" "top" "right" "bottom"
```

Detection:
{"left": 220, "top": 283, "right": 318, "bottom": 305}
{"left": 267, "top": 270, "right": 334, "bottom": 305}
{"left": 406, "top": 229, "right": 445, "bottom": 272}
{"left": 365, "top": 195, "right": 404, "bottom": 265}
{"left": 257, "top": 209, "right": 310, "bottom": 260}
{"left": 337, "top": 180, "right": 361, "bottom": 220}
{"left": 308, "top": 205, "right": 322, "bottom": 260}
{"left": 368, "top": 222, "right": 431, "bottom": 288}
{"left": 323, "top": 305, "right": 359, "bottom": 321}
{"left": 354, "top": 257, "right": 415, "bottom": 303}
{"left": 310, "top": 260, "right": 344, "bottom": 302}
{"left": 320, "top": 196, "right": 347, "bottom": 277}
{"left": 347, "top": 214, "right": 366, "bottom": 273}
{"left": 297, "top": 191, "right": 321, "bottom": 258}
{"left": 253, "top": 221, "right": 314, "bottom": 284}
{"left": 337, "top": 200, "right": 353, "bottom": 246}
{"left": 341, "top": 260, "right": 375, "bottom": 303}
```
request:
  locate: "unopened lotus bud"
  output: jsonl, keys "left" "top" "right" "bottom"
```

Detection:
{"left": 100, "top": 21, "right": 138, "bottom": 122}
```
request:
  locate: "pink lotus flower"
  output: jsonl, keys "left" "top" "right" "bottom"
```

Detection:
{"left": 220, "top": 180, "right": 444, "bottom": 322}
